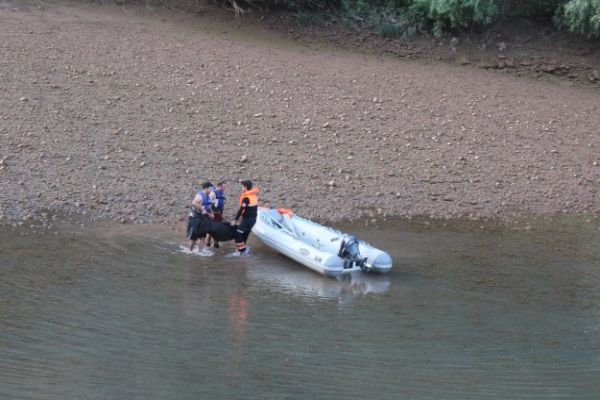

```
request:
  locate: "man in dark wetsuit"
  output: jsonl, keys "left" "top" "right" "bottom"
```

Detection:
{"left": 231, "top": 180, "right": 259, "bottom": 255}
{"left": 186, "top": 181, "right": 214, "bottom": 252}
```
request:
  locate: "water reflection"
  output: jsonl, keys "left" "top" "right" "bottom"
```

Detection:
{"left": 247, "top": 261, "right": 391, "bottom": 302}
{"left": 228, "top": 292, "right": 248, "bottom": 349}
{"left": 180, "top": 255, "right": 252, "bottom": 352}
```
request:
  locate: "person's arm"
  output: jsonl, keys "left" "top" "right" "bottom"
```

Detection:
{"left": 192, "top": 194, "right": 204, "bottom": 213}
{"left": 234, "top": 197, "right": 249, "bottom": 222}
{"left": 207, "top": 192, "right": 216, "bottom": 218}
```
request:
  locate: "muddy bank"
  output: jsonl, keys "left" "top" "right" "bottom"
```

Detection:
{"left": 265, "top": 13, "right": 600, "bottom": 89}
{"left": 1, "top": 0, "right": 599, "bottom": 226}
{"left": 83, "top": 0, "right": 600, "bottom": 88}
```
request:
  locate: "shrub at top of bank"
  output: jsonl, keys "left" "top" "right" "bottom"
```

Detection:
{"left": 215, "top": 0, "right": 600, "bottom": 37}
{"left": 555, "top": 0, "right": 600, "bottom": 36}
{"left": 298, "top": 0, "right": 600, "bottom": 37}
{"left": 409, "top": 0, "right": 498, "bottom": 37}
{"left": 500, "top": 0, "right": 563, "bottom": 19}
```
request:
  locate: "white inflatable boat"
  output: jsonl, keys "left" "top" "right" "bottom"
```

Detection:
{"left": 252, "top": 208, "right": 393, "bottom": 277}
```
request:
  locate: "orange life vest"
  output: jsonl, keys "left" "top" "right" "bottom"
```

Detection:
{"left": 239, "top": 187, "right": 259, "bottom": 207}
{"left": 277, "top": 208, "right": 293, "bottom": 217}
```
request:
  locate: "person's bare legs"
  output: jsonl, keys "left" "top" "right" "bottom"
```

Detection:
{"left": 200, "top": 236, "right": 216, "bottom": 255}
{"left": 199, "top": 236, "right": 208, "bottom": 252}
{"left": 188, "top": 239, "right": 196, "bottom": 252}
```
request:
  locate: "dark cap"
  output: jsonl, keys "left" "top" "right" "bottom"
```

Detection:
{"left": 240, "top": 180, "right": 253, "bottom": 189}
{"left": 201, "top": 181, "right": 213, "bottom": 189}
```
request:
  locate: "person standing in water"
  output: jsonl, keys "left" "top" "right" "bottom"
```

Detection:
{"left": 231, "top": 180, "right": 259, "bottom": 256}
{"left": 187, "top": 181, "right": 214, "bottom": 253}
{"left": 206, "top": 181, "right": 227, "bottom": 249}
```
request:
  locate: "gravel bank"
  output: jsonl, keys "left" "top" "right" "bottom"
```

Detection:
{"left": 1, "top": 1, "right": 599, "bottom": 226}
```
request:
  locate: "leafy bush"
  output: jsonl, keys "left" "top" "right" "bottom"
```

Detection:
{"left": 341, "top": 0, "right": 410, "bottom": 14}
{"left": 378, "top": 22, "right": 403, "bottom": 36}
{"left": 499, "top": 0, "right": 563, "bottom": 19}
{"left": 226, "top": 0, "right": 340, "bottom": 11}
{"left": 122, "top": 0, "right": 600, "bottom": 38}
{"left": 341, "top": 0, "right": 373, "bottom": 15}
{"left": 379, "top": 22, "right": 418, "bottom": 38}
{"left": 554, "top": 0, "right": 600, "bottom": 36}
{"left": 376, "top": 11, "right": 419, "bottom": 38}
{"left": 296, "top": 12, "right": 325, "bottom": 25}
{"left": 410, "top": 0, "right": 499, "bottom": 36}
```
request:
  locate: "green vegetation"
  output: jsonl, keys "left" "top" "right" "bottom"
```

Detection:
{"left": 501, "top": 0, "right": 562, "bottom": 19}
{"left": 296, "top": 12, "right": 325, "bottom": 26}
{"left": 378, "top": 22, "right": 403, "bottom": 36}
{"left": 127, "top": 0, "right": 600, "bottom": 37}
{"left": 290, "top": 0, "right": 600, "bottom": 37}
{"left": 555, "top": 0, "right": 600, "bottom": 36}
{"left": 409, "top": 0, "right": 498, "bottom": 37}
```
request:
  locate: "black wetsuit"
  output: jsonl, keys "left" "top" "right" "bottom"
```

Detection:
{"left": 234, "top": 197, "right": 257, "bottom": 249}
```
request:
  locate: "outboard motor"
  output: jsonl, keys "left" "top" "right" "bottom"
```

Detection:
{"left": 338, "top": 235, "right": 372, "bottom": 272}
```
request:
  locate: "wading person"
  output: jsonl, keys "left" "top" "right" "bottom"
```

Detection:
{"left": 187, "top": 181, "right": 214, "bottom": 253}
{"left": 231, "top": 180, "right": 259, "bottom": 256}
{"left": 206, "top": 181, "right": 227, "bottom": 249}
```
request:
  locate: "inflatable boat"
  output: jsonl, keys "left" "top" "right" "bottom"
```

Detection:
{"left": 252, "top": 208, "right": 393, "bottom": 278}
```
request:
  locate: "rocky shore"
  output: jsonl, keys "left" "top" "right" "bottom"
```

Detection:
{"left": 1, "top": 1, "right": 599, "bottom": 227}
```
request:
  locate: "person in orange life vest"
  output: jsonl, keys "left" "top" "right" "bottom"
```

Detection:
{"left": 186, "top": 181, "right": 214, "bottom": 252}
{"left": 206, "top": 181, "right": 227, "bottom": 249}
{"left": 231, "top": 180, "right": 259, "bottom": 255}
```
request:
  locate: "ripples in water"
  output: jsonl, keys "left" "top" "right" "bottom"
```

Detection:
{"left": 1, "top": 218, "right": 599, "bottom": 399}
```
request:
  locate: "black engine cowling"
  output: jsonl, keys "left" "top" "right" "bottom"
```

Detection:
{"left": 338, "top": 235, "right": 371, "bottom": 272}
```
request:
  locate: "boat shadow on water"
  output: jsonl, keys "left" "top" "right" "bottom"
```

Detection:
{"left": 247, "top": 260, "right": 391, "bottom": 303}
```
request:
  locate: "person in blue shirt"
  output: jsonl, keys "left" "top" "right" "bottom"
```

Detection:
{"left": 206, "top": 181, "right": 227, "bottom": 249}
{"left": 186, "top": 181, "right": 214, "bottom": 252}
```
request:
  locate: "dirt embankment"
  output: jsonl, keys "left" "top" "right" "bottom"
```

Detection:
{"left": 1, "top": 0, "right": 599, "bottom": 227}
{"left": 265, "top": 13, "right": 600, "bottom": 89}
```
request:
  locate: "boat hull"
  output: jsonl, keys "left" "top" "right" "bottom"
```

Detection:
{"left": 253, "top": 209, "right": 393, "bottom": 277}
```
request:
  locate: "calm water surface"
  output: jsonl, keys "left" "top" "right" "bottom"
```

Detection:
{"left": 1, "top": 218, "right": 599, "bottom": 399}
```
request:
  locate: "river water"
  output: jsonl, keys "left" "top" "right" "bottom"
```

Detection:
{"left": 1, "top": 218, "right": 599, "bottom": 399}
